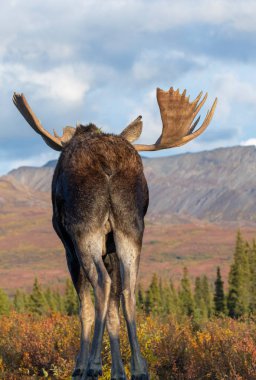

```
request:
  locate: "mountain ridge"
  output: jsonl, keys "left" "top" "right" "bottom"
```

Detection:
{"left": 5, "top": 145, "right": 256, "bottom": 222}
{"left": 1, "top": 145, "right": 256, "bottom": 292}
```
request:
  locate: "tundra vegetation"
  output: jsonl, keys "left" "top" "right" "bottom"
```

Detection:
{"left": 0, "top": 231, "right": 256, "bottom": 379}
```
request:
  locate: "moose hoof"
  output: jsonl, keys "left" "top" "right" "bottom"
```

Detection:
{"left": 86, "top": 368, "right": 103, "bottom": 379}
{"left": 131, "top": 375, "right": 149, "bottom": 380}
{"left": 72, "top": 368, "right": 84, "bottom": 379}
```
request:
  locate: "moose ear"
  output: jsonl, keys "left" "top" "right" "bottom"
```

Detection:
{"left": 120, "top": 116, "right": 143, "bottom": 143}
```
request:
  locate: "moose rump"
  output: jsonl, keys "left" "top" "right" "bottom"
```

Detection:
{"left": 52, "top": 125, "right": 149, "bottom": 379}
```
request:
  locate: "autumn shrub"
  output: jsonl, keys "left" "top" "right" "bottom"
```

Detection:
{"left": 191, "top": 317, "right": 256, "bottom": 380}
{"left": 153, "top": 316, "right": 256, "bottom": 380}
{"left": 151, "top": 317, "right": 195, "bottom": 379}
{"left": 1, "top": 313, "right": 256, "bottom": 379}
{"left": 0, "top": 313, "right": 79, "bottom": 379}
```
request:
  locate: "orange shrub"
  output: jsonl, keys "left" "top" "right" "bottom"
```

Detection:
{"left": 0, "top": 313, "right": 79, "bottom": 379}
{"left": 191, "top": 318, "right": 256, "bottom": 380}
{"left": 152, "top": 316, "right": 256, "bottom": 380}
{"left": 1, "top": 313, "right": 256, "bottom": 379}
{"left": 151, "top": 317, "right": 195, "bottom": 379}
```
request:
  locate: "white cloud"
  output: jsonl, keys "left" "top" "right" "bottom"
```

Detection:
{"left": 214, "top": 72, "right": 256, "bottom": 106}
{"left": 1, "top": 0, "right": 256, "bottom": 58}
{"left": 132, "top": 49, "right": 206, "bottom": 83}
{"left": 0, "top": 64, "right": 90, "bottom": 104}
{"left": 30, "top": 66, "right": 90, "bottom": 103}
{"left": 241, "top": 139, "right": 256, "bottom": 147}
{"left": 81, "top": 0, "right": 256, "bottom": 33}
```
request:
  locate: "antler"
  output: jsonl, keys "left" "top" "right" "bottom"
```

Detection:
{"left": 13, "top": 93, "right": 76, "bottom": 151}
{"left": 133, "top": 87, "right": 217, "bottom": 151}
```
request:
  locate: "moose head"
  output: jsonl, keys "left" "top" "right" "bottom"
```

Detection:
{"left": 13, "top": 87, "right": 217, "bottom": 380}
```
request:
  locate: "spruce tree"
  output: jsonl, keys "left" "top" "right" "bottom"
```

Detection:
{"left": 145, "top": 274, "right": 161, "bottom": 315}
{"left": 54, "top": 290, "right": 65, "bottom": 313}
{"left": 194, "top": 277, "right": 203, "bottom": 307}
{"left": 161, "top": 279, "right": 178, "bottom": 316}
{"left": 136, "top": 284, "right": 145, "bottom": 312}
{"left": 29, "top": 278, "right": 47, "bottom": 315}
{"left": 158, "top": 278, "right": 164, "bottom": 314}
{"left": 227, "top": 231, "right": 250, "bottom": 317}
{"left": 44, "top": 287, "right": 58, "bottom": 312}
{"left": 13, "top": 289, "right": 28, "bottom": 313}
{"left": 178, "top": 267, "right": 194, "bottom": 317}
{"left": 249, "top": 240, "right": 256, "bottom": 313}
{"left": 214, "top": 267, "right": 225, "bottom": 315}
{"left": 64, "top": 279, "right": 79, "bottom": 315}
{"left": 167, "top": 279, "right": 179, "bottom": 316}
{"left": 194, "top": 276, "right": 213, "bottom": 322}
{"left": 0, "top": 288, "right": 11, "bottom": 315}
{"left": 194, "top": 277, "right": 207, "bottom": 321}
{"left": 158, "top": 278, "right": 171, "bottom": 316}
{"left": 201, "top": 275, "right": 213, "bottom": 317}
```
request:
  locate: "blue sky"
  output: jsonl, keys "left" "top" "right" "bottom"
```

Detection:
{"left": 0, "top": 0, "right": 256, "bottom": 174}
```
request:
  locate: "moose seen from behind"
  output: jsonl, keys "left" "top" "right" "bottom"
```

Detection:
{"left": 13, "top": 86, "right": 217, "bottom": 380}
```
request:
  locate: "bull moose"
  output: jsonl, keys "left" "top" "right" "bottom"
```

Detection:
{"left": 13, "top": 87, "right": 217, "bottom": 380}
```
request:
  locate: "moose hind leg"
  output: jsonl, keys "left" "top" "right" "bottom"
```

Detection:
{"left": 52, "top": 218, "right": 94, "bottom": 379}
{"left": 104, "top": 253, "right": 127, "bottom": 380}
{"left": 72, "top": 273, "right": 95, "bottom": 379}
{"left": 114, "top": 231, "right": 149, "bottom": 380}
{"left": 74, "top": 231, "right": 112, "bottom": 380}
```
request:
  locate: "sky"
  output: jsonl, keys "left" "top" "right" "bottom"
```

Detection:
{"left": 0, "top": 0, "right": 256, "bottom": 174}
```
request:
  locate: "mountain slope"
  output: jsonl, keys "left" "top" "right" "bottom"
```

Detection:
{"left": 1, "top": 145, "right": 256, "bottom": 292}
{"left": 8, "top": 145, "right": 256, "bottom": 222}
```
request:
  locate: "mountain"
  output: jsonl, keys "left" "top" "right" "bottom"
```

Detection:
{"left": 1, "top": 145, "right": 256, "bottom": 293}
{"left": 7, "top": 145, "right": 256, "bottom": 222}
{"left": 8, "top": 166, "right": 54, "bottom": 192}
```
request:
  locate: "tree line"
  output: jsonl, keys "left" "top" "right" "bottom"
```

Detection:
{"left": 0, "top": 278, "right": 79, "bottom": 316}
{"left": 137, "top": 230, "right": 256, "bottom": 320}
{"left": 0, "top": 231, "right": 255, "bottom": 320}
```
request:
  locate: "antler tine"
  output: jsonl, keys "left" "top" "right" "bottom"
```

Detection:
{"left": 192, "top": 91, "right": 203, "bottom": 105}
{"left": 53, "top": 129, "right": 61, "bottom": 138}
{"left": 13, "top": 93, "right": 65, "bottom": 151}
{"left": 189, "top": 115, "right": 201, "bottom": 134}
{"left": 13, "top": 93, "right": 43, "bottom": 134}
{"left": 193, "top": 92, "right": 208, "bottom": 117}
{"left": 133, "top": 86, "right": 217, "bottom": 152}
{"left": 182, "top": 89, "right": 186, "bottom": 97}
{"left": 156, "top": 99, "right": 217, "bottom": 150}
{"left": 54, "top": 126, "right": 76, "bottom": 143}
{"left": 177, "top": 97, "right": 218, "bottom": 146}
